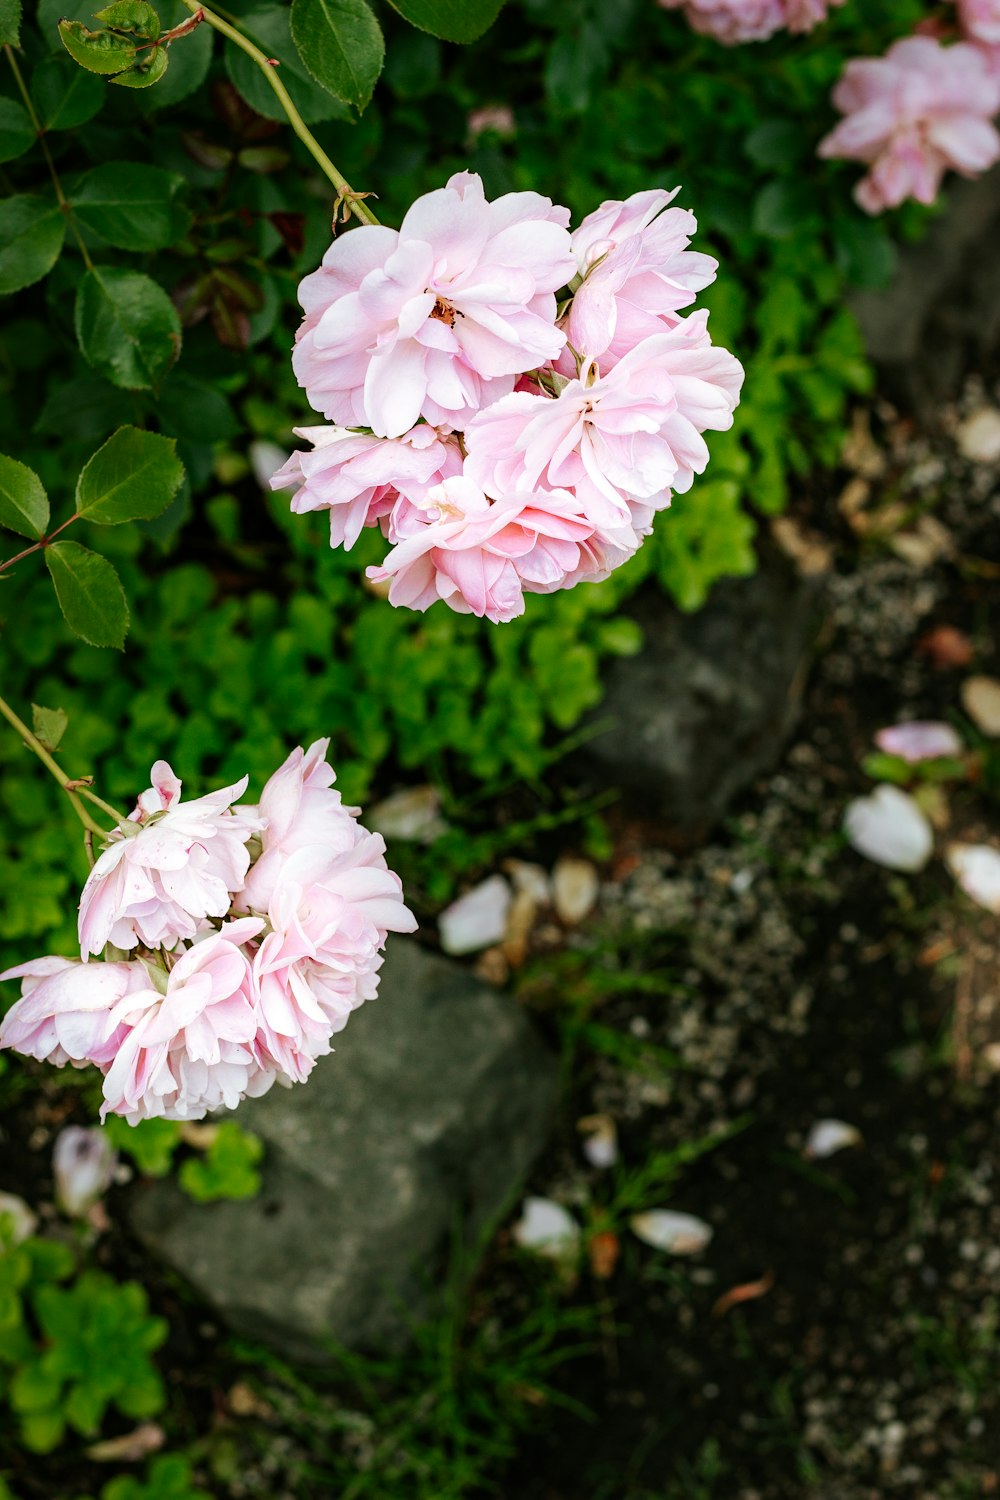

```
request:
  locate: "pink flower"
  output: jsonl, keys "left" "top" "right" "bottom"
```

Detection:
{"left": 466, "top": 319, "right": 744, "bottom": 536}
{"left": 367, "top": 476, "right": 630, "bottom": 623}
{"left": 818, "top": 37, "right": 1000, "bottom": 214}
{"left": 0, "top": 956, "right": 142, "bottom": 1068}
{"left": 251, "top": 835, "right": 418, "bottom": 1083}
{"left": 237, "top": 739, "right": 357, "bottom": 914}
{"left": 100, "top": 920, "right": 271, "bottom": 1124}
{"left": 874, "top": 721, "right": 964, "bottom": 762}
{"left": 562, "top": 189, "right": 718, "bottom": 369}
{"left": 78, "top": 762, "right": 263, "bottom": 958}
{"left": 270, "top": 424, "right": 461, "bottom": 550}
{"left": 784, "top": 0, "right": 844, "bottom": 30}
{"left": 658, "top": 0, "right": 791, "bottom": 44}
{"left": 292, "top": 171, "right": 575, "bottom": 438}
{"left": 957, "top": 0, "right": 1000, "bottom": 45}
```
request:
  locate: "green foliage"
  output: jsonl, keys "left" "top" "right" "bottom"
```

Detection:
{"left": 0, "top": 453, "right": 48, "bottom": 540}
{"left": 289, "top": 0, "right": 385, "bottom": 114}
{"left": 94, "top": 1455, "right": 213, "bottom": 1500}
{"left": 104, "top": 1115, "right": 183, "bottom": 1176}
{"left": 1, "top": 1220, "right": 166, "bottom": 1457}
{"left": 177, "top": 1121, "right": 264, "bottom": 1202}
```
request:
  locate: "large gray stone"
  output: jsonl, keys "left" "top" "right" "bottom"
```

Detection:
{"left": 128, "top": 939, "right": 556, "bottom": 1362}
{"left": 850, "top": 165, "right": 1000, "bottom": 404}
{"left": 575, "top": 546, "right": 824, "bottom": 835}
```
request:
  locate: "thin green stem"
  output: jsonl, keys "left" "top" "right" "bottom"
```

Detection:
{"left": 4, "top": 45, "right": 95, "bottom": 271}
{"left": 77, "top": 785, "right": 128, "bottom": 823}
{"left": 0, "top": 514, "right": 80, "bottom": 577}
{"left": 0, "top": 694, "right": 121, "bottom": 837}
{"left": 180, "top": 1, "right": 379, "bottom": 225}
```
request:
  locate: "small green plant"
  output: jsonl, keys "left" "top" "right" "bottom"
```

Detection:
{"left": 104, "top": 1115, "right": 183, "bottom": 1177}
{"left": 3, "top": 1249, "right": 167, "bottom": 1453}
{"left": 178, "top": 1122, "right": 263, "bottom": 1202}
{"left": 92, "top": 1454, "right": 214, "bottom": 1500}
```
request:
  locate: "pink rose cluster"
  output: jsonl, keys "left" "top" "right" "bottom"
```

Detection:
{"left": 273, "top": 171, "right": 743, "bottom": 625}
{"left": 0, "top": 746, "right": 415, "bottom": 1124}
{"left": 818, "top": 21, "right": 1000, "bottom": 214}
{"left": 657, "top": 0, "right": 844, "bottom": 45}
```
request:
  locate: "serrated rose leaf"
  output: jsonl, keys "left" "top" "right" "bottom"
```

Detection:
{"left": 76, "top": 426, "right": 184, "bottom": 524}
{"left": 0, "top": 453, "right": 49, "bottom": 540}
{"left": 45, "top": 541, "right": 129, "bottom": 648}
{"left": 289, "top": 0, "right": 384, "bottom": 112}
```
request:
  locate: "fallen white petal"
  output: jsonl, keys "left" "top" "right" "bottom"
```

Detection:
{"left": 577, "top": 1114, "right": 618, "bottom": 1170}
{"left": 439, "top": 875, "right": 512, "bottom": 956}
{"left": 962, "top": 676, "right": 1000, "bottom": 737}
{"left": 956, "top": 407, "right": 1000, "bottom": 464}
{"left": 368, "top": 786, "right": 447, "bottom": 843}
{"left": 553, "top": 857, "right": 600, "bottom": 925}
{"left": 504, "top": 860, "right": 552, "bottom": 904}
{"left": 512, "top": 1196, "right": 580, "bottom": 1259}
{"left": 0, "top": 1191, "right": 37, "bottom": 1246}
{"left": 629, "top": 1210, "right": 713, "bottom": 1255}
{"left": 804, "top": 1119, "right": 862, "bottom": 1159}
{"left": 874, "top": 721, "right": 963, "bottom": 763}
{"left": 53, "top": 1126, "right": 117, "bottom": 1219}
{"left": 945, "top": 843, "right": 1000, "bottom": 915}
{"left": 843, "top": 785, "right": 933, "bottom": 872}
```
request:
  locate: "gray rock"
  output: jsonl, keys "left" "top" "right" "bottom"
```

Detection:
{"left": 128, "top": 939, "right": 556, "bottom": 1362}
{"left": 576, "top": 547, "right": 824, "bottom": 835}
{"left": 850, "top": 165, "right": 1000, "bottom": 404}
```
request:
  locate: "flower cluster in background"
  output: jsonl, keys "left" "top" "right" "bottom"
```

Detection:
{"left": 657, "top": 0, "right": 844, "bottom": 45}
{"left": 273, "top": 171, "right": 744, "bottom": 624}
{"left": 0, "top": 745, "right": 415, "bottom": 1123}
{"left": 660, "top": 0, "right": 1000, "bottom": 215}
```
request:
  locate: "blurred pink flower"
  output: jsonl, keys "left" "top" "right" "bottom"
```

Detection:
{"left": 367, "top": 476, "right": 628, "bottom": 622}
{"left": 562, "top": 189, "right": 718, "bottom": 368}
{"left": 78, "top": 762, "right": 262, "bottom": 958}
{"left": 466, "top": 319, "right": 744, "bottom": 535}
{"left": 0, "top": 956, "right": 142, "bottom": 1068}
{"left": 292, "top": 171, "right": 575, "bottom": 438}
{"left": 874, "top": 721, "right": 964, "bottom": 762}
{"left": 467, "top": 105, "right": 516, "bottom": 141}
{"left": 252, "top": 834, "right": 418, "bottom": 1082}
{"left": 52, "top": 1126, "right": 117, "bottom": 1218}
{"left": 658, "top": 0, "right": 841, "bottom": 44}
{"left": 100, "top": 920, "right": 269, "bottom": 1124}
{"left": 818, "top": 36, "right": 1000, "bottom": 213}
{"left": 957, "top": 0, "right": 1000, "bottom": 45}
{"left": 270, "top": 424, "right": 461, "bottom": 550}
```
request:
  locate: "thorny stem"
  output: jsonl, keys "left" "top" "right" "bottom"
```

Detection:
{"left": 179, "top": 0, "right": 380, "bottom": 226}
{"left": 3, "top": 45, "right": 95, "bottom": 271}
{"left": 0, "top": 694, "right": 124, "bottom": 837}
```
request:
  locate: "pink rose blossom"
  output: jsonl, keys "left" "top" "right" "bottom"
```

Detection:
{"left": 292, "top": 171, "right": 575, "bottom": 439}
{"left": 784, "top": 0, "right": 844, "bottom": 30}
{"left": 270, "top": 424, "right": 461, "bottom": 550}
{"left": 238, "top": 738, "right": 356, "bottom": 914}
{"left": 367, "top": 476, "right": 630, "bottom": 623}
{"left": 78, "top": 762, "right": 263, "bottom": 958}
{"left": 251, "top": 835, "right": 418, "bottom": 1083}
{"left": 818, "top": 37, "right": 1000, "bottom": 214}
{"left": 0, "top": 956, "right": 143, "bottom": 1068}
{"left": 957, "top": 0, "right": 1000, "bottom": 45}
{"left": 561, "top": 189, "right": 718, "bottom": 368}
{"left": 466, "top": 319, "right": 744, "bottom": 535}
{"left": 874, "top": 721, "right": 964, "bottom": 763}
{"left": 100, "top": 920, "right": 271, "bottom": 1124}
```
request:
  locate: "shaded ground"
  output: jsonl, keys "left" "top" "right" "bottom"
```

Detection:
{"left": 3, "top": 379, "right": 1000, "bottom": 1500}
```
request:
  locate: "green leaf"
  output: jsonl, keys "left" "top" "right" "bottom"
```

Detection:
{"left": 136, "top": 0, "right": 211, "bottom": 108}
{"left": 44, "top": 541, "right": 129, "bottom": 648}
{"left": 70, "top": 164, "right": 190, "bottom": 251}
{"left": 289, "top": 0, "right": 384, "bottom": 112}
{"left": 0, "top": 0, "right": 21, "bottom": 45}
{"left": 744, "top": 120, "right": 805, "bottom": 169}
{"left": 108, "top": 44, "right": 168, "bottom": 86}
{"left": 386, "top": 0, "right": 503, "bottom": 41}
{"left": 0, "top": 99, "right": 34, "bottom": 164}
{"left": 94, "top": 0, "right": 160, "bottom": 39}
{"left": 31, "top": 704, "right": 68, "bottom": 752}
{"left": 178, "top": 1122, "right": 263, "bottom": 1202}
{"left": 0, "top": 453, "right": 49, "bottom": 540}
{"left": 751, "top": 180, "right": 819, "bottom": 241}
{"left": 0, "top": 195, "right": 66, "bottom": 295}
{"left": 76, "top": 426, "right": 184, "bottom": 524}
{"left": 74, "top": 267, "right": 181, "bottom": 391}
{"left": 225, "top": 5, "right": 351, "bottom": 123}
{"left": 58, "top": 17, "right": 139, "bottom": 73}
{"left": 31, "top": 55, "right": 106, "bottom": 131}
{"left": 103, "top": 1116, "right": 181, "bottom": 1176}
